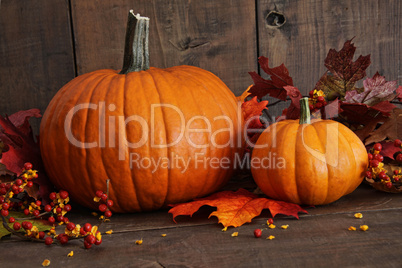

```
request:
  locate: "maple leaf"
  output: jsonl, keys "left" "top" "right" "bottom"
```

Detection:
{"left": 397, "top": 86, "right": 402, "bottom": 102}
{"left": 248, "top": 56, "right": 293, "bottom": 100}
{"left": 169, "top": 188, "right": 307, "bottom": 228}
{"left": 314, "top": 39, "right": 371, "bottom": 101}
{"left": 345, "top": 72, "right": 397, "bottom": 108}
{"left": 242, "top": 96, "right": 268, "bottom": 130}
{"left": 376, "top": 141, "right": 401, "bottom": 160}
{"left": 0, "top": 109, "right": 53, "bottom": 201}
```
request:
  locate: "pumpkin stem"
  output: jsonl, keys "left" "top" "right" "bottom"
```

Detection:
{"left": 119, "top": 10, "right": 150, "bottom": 74}
{"left": 299, "top": 97, "right": 311, "bottom": 124}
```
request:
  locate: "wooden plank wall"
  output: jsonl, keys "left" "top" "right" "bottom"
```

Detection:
{"left": 0, "top": 0, "right": 401, "bottom": 134}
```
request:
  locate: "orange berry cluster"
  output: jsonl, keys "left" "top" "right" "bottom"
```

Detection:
{"left": 365, "top": 141, "right": 402, "bottom": 189}
{"left": 0, "top": 163, "right": 113, "bottom": 249}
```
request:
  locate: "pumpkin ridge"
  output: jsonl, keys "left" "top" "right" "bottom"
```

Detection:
{"left": 60, "top": 74, "right": 110, "bottom": 207}
{"left": 180, "top": 68, "right": 236, "bottom": 190}
{"left": 284, "top": 122, "right": 300, "bottom": 204}
{"left": 76, "top": 74, "right": 114, "bottom": 209}
{"left": 146, "top": 69, "right": 171, "bottom": 208}
{"left": 166, "top": 68, "right": 213, "bottom": 199}
{"left": 310, "top": 121, "right": 329, "bottom": 204}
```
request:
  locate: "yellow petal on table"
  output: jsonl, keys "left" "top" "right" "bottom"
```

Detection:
{"left": 354, "top": 213, "right": 363, "bottom": 219}
{"left": 105, "top": 230, "right": 113, "bottom": 235}
{"left": 266, "top": 235, "right": 275, "bottom": 240}
{"left": 135, "top": 239, "right": 143, "bottom": 245}
{"left": 42, "top": 259, "right": 51, "bottom": 266}
{"left": 231, "top": 232, "right": 238, "bottom": 237}
{"left": 348, "top": 226, "right": 357, "bottom": 231}
{"left": 67, "top": 251, "right": 73, "bottom": 257}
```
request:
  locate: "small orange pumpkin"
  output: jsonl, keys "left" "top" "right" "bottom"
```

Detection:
{"left": 251, "top": 98, "right": 368, "bottom": 205}
{"left": 40, "top": 11, "right": 243, "bottom": 212}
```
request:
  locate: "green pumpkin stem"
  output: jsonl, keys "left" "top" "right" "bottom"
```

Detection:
{"left": 119, "top": 10, "right": 150, "bottom": 74}
{"left": 299, "top": 97, "right": 311, "bottom": 124}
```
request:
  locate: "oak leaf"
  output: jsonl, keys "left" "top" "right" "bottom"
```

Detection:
{"left": 169, "top": 188, "right": 307, "bottom": 228}
{"left": 364, "top": 108, "right": 402, "bottom": 145}
{"left": 314, "top": 39, "right": 371, "bottom": 100}
{"left": 248, "top": 56, "right": 293, "bottom": 100}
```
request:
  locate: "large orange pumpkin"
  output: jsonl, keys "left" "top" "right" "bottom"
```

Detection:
{"left": 251, "top": 98, "right": 368, "bottom": 205}
{"left": 40, "top": 12, "right": 243, "bottom": 212}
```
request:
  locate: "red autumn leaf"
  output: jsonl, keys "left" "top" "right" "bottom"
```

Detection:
{"left": 242, "top": 96, "right": 268, "bottom": 129}
{"left": 397, "top": 86, "right": 402, "bottom": 102}
{"left": 0, "top": 109, "right": 53, "bottom": 201}
{"left": 248, "top": 56, "right": 293, "bottom": 100}
{"left": 169, "top": 188, "right": 307, "bottom": 228}
{"left": 314, "top": 39, "right": 371, "bottom": 100}
{"left": 378, "top": 141, "right": 401, "bottom": 160}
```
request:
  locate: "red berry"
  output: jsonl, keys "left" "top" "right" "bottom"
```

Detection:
{"left": 2, "top": 202, "right": 10, "bottom": 210}
{"left": 48, "top": 216, "right": 55, "bottom": 224}
{"left": 395, "top": 177, "right": 400, "bottom": 182}
{"left": 24, "top": 208, "right": 30, "bottom": 215}
{"left": 59, "top": 190, "right": 69, "bottom": 199}
{"left": 49, "top": 192, "right": 57, "bottom": 200}
{"left": 63, "top": 217, "right": 69, "bottom": 223}
{"left": 369, "top": 160, "right": 379, "bottom": 168}
{"left": 15, "top": 179, "right": 23, "bottom": 186}
{"left": 95, "top": 190, "right": 103, "bottom": 198}
{"left": 57, "top": 215, "right": 64, "bottom": 222}
{"left": 85, "top": 234, "right": 96, "bottom": 245}
{"left": 107, "top": 200, "right": 114, "bottom": 207}
{"left": 101, "top": 194, "right": 108, "bottom": 201}
{"left": 98, "top": 204, "right": 107, "bottom": 212}
{"left": 394, "top": 139, "right": 402, "bottom": 148}
{"left": 39, "top": 231, "right": 46, "bottom": 239}
{"left": 8, "top": 217, "right": 15, "bottom": 223}
{"left": 378, "top": 171, "right": 387, "bottom": 180}
{"left": 309, "top": 90, "right": 314, "bottom": 98}
{"left": 95, "top": 238, "right": 102, "bottom": 245}
{"left": 268, "top": 218, "right": 274, "bottom": 225}
{"left": 11, "top": 184, "right": 19, "bottom": 192}
{"left": 374, "top": 154, "right": 384, "bottom": 162}
{"left": 45, "top": 237, "right": 53, "bottom": 245}
{"left": 59, "top": 235, "right": 69, "bottom": 245}
{"left": 315, "top": 102, "right": 323, "bottom": 109}
{"left": 254, "top": 229, "right": 262, "bottom": 238}
{"left": 104, "top": 210, "right": 112, "bottom": 218}
{"left": 386, "top": 182, "right": 393, "bottom": 188}
{"left": 317, "top": 96, "right": 325, "bottom": 103}
{"left": 13, "top": 222, "right": 21, "bottom": 231}
{"left": 18, "top": 187, "right": 24, "bottom": 193}
{"left": 0, "top": 183, "right": 5, "bottom": 188}
{"left": 83, "top": 223, "right": 92, "bottom": 232}
{"left": 84, "top": 240, "right": 92, "bottom": 249}
{"left": 368, "top": 153, "right": 373, "bottom": 160}
{"left": 373, "top": 143, "right": 382, "bottom": 152}
{"left": 66, "top": 222, "right": 75, "bottom": 231}
{"left": 23, "top": 221, "right": 33, "bottom": 230}
{"left": 80, "top": 227, "right": 87, "bottom": 235}
{"left": 0, "top": 188, "right": 6, "bottom": 195}
{"left": 365, "top": 171, "right": 372, "bottom": 179}
{"left": 44, "top": 205, "right": 52, "bottom": 212}
{"left": 1, "top": 209, "right": 8, "bottom": 217}
{"left": 24, "top": 162, "right": 33, "bottom": 170}
{"left": 0, "top": 196, "right": 4, "bottom": 204}
{"left": 26, "top": 181, "right": 33, "bottom": 188}
{"left": 56, "top": 207, "right": 62, "bottom": 214}
{"left": 35, "top": 200, "right": 42, "bottom": 206}
{"left": 309, "top": 104, "right": 314, "bottom": 111}
{"left": 33, "top": 210, "right": 40, "bottom": 217}
{"left": 64, "top": 204, "right": 72, "bottom": 212}
{"left": 394, "top": 170, "right": 400, "bottom": 175}
{"left": 396, "top": 154, "right": 402, "bottom": 162}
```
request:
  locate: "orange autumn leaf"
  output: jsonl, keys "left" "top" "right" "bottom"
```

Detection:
{"left": 169, "top": 188, "right": 307, "bottom": 228}
{"left": 236, "top": 85, "right": 252, "bottom": 103}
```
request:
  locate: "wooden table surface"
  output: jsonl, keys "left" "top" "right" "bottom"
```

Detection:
{"left": 1, "top": 180, "right": 402, "bottom": 268}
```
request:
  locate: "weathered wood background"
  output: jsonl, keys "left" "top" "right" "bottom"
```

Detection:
{"left": 0, "top": 0, "right": 401, "bottom": 133}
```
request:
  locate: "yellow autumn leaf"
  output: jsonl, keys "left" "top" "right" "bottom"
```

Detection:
{"left": 67, "top": 251, "right": 73, "bottom": 257}
{"left": 42, "top": 259, "right": 51, "bottom": 266}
